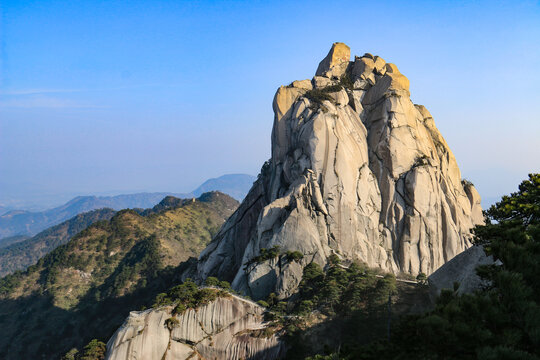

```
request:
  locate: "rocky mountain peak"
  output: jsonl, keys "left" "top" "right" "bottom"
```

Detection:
{"left": 193, "top": 43, "right": 483, "bottom": 300}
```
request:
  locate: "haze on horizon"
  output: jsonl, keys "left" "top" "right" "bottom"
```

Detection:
{"left": 1, "top": 0, "right": 539, "bottom": 210}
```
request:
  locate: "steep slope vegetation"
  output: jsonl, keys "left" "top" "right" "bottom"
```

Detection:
{"left": 0, "top": 192, "right": 238, "bottom": 360}
{"left": 0, "top": 208, "right": 116, "bottom": 277}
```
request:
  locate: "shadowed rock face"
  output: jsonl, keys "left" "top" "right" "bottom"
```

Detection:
{"left": 428, "top": 245, "right": 499, "bottom": 300}
{"left": 194, "top": 43, "right": 483, "bottom": 300}
{"left": 106, "top": 295, "right": 284, "bottom": 360}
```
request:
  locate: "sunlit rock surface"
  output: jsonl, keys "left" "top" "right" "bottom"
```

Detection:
{"left": 194, "top": 43, "right": 483, "bottom": 300}
{"left": 106, "top": 295, "right": 284, "bottom": 360}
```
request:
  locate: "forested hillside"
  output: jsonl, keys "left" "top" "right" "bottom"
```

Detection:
{"left": 0, "top": 208, "right": 116, "bottom": 277}
{"left": 0, "top": 191, "right": 238, "bottom": 359}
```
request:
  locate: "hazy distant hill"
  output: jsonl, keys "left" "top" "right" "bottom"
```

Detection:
{"left": 0, "top": 173, "right": 255, "bottom": 239}
{"left": 0, "top": 208, "right": 116, "bottom": 277}
{"left": 0, "top": 206, "right": 11, "bottom": 216}
{"left": 0, "top": 192, "right": 238, "bottom": 359}
{"left": 192, "top": 174, "right": 256, "bottom": 200}
{"left": 0, "top": 193, "right": 174, "bottom": 239}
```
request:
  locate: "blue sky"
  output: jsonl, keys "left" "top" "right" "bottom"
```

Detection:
{"left": 1, "top": 0, "right": 539, "bottom": 209}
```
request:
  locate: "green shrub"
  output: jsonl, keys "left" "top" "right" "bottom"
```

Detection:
{"left": 172, "top": 303, "right": 186, "bottom": 315}
{"left": 217, "top": 289, "right": 231, "bottom": 298}
{"left": 327, "top": 254, "right": 341, "bottom": 266}
{"left": 286, "top": 251, "right": 304, "bottom": 262}
{"left": 244, "top": 245, "right": 281, "bottom": 268}
{"left": 321, "top": 84, "right": 343, "bottom": 93}
{"left": 152, "top": 279, "right": 227, "bottom": 314}
{"left": 204, "top": 276, "right": 220, "bottom": 286}
{"left": 191, "top": 288, "right": 218, "bottom": 308}
{"left": 79, "top": 339, "right": 106, "bottom": 360}
{"left": 152, "top": 292, "right": 171, "bottom": 307}
{"left": 61, "top": 348, "right": 78, "bottom": 360}
{"left": 165, "top": 317, "right": 179, "bottom": 330}
{"left": 304, "top": 89, "right": 333, "bottom": 106}
{"left": 168, "top": 280, "right": 198, "bottom": 304}
{"left": 298, "top": 300, "right": 314, "bottom": 314}
{"left": 339, "top": 73, "right": 355, "bottom": 90}
{"left": 304, "top": 82, "right": 348, "bottom": 109}
{"left": 260, "top": 327, "right": 275, "bottom": 338}
{"left": 218, "top": 280, "right": 231, "bottom": 289}
{"left": 274, "top": 301, "right": 288, "bottom": 314}
{"left": 264, "top": 311, "right": 278, "bottom": 322}
{"left": 416, "top": 272, "right": 428, "bottom": 285}
{"left": 267, "top": 292, "right": 278, "bottom": 306}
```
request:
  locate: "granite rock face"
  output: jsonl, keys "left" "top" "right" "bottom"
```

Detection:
{"left": 428, "top": 245, "right": 499, "bottom": 300}
{"left": 315, "top": 42, "right": 351, "bottom": 78}
{"left": 106, "top": 295, "right": 284, "bottom": 360}
{"left": 195, "top": 43, "right": 483, "bottom": 299}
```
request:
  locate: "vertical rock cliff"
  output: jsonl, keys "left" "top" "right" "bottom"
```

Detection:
{"left": 195, "top": 43, "right": 483, "bottom": 299}
{"left": 106, "top": 294, "right": 284, "bottom": 360}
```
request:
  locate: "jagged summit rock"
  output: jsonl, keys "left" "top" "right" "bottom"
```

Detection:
{"left": 315, "top": 42, "right": 351, "bottom": 78}
{"left": 193, "top": 43, "right": 483, "bottom": 300}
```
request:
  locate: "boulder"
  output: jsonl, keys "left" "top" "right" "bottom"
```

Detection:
{"left": 373, "top": 56, "right": 386, "bottom": 75}
{"left": 315, "top": 42, "right": 350, "bottom": 78}
{"left": 351, "top": 56, "right": 375, "bottom": 81}
{"left": 312, "top": 76, "right": 333, "bottom": 89}
{"left": 428, "top": 246, "right": 499, "bottom": 299}
{"left": 291, "top": 79, "right": 313, "bottom": 90}
{"left": 363, "top": 63, "right": 410, "bottom": 104}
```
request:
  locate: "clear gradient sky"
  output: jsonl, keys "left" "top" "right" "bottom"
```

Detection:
{"left": 1, "top": 0, "right": 539, "bottom": 209}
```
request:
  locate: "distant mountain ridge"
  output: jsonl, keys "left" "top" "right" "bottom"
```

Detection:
{"left": 0, "top": 174, "right": 255, "bottom": 239}
{"left": 192, "top": 174, "right": 257, "bottom": 200}
{"left": 0, "top": 235, "right": 30, "bottom": 249}
{"left": 0, "top": 208, "right": 117, "bottom": 277}
{"left": 0, "top": 206, "right": 11, "bottom": 217}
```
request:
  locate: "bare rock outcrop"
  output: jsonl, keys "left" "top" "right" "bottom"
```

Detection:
{"left": 105, "top": 295, "right": 284, "bottom": 360}
{"left": 315, "top": 42, "right": 351, "bottom": 78}
{"left": 194, "top": 43, "right": 483, "bottom": 300}
{"left": 428, "top": 245, "right": 500, "bottom": 300}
